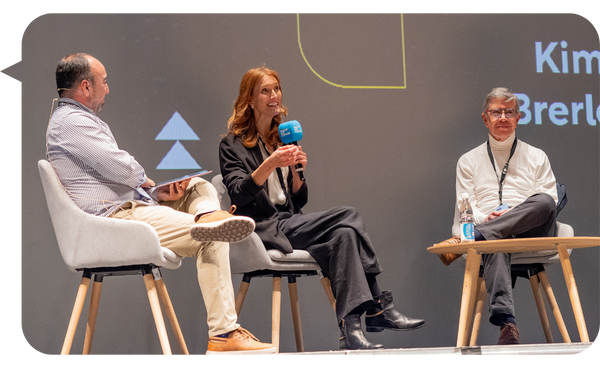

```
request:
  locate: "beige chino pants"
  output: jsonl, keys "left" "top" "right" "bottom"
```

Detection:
{"left": 110, "top": 178, "right": 240, "bottom": 336}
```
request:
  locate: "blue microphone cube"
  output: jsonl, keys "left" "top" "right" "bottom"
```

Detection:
{"left": 279, "top": 120, "right": 303, "bottom": 144}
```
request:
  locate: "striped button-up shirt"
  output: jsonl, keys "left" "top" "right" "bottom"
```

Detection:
{"left": 46, "top": 98, "right": 158, "bottom": 216}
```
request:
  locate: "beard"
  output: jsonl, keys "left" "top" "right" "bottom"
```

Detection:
{"left": 95, "top": 102, "right": 104, "bottom": 114}
{"left": 90, "top": 96, "right": 105, "bottom": 114}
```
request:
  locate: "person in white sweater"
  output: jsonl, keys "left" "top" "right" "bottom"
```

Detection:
{"left": 437, "top": 87, "right": 558, "bottom": 345}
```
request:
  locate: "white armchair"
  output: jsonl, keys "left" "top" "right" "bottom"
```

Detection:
{"left": 38, "top": 159, "right": 187, "bottom": 354}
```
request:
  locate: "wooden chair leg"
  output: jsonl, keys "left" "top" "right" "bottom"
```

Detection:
{"left": 320, "top": 276, "right": 336, "bottom": 312}
{"left": 272, "top": 276, "right": 282, "bottom": 353}
{"left": 457, "top": 248, "right": 481, "bottom": 347}
{"left": 538, "top": 269, "right": 571, "bottom": 343}
{"left": 143, "top": 272, "right": 172, "bottom": 355}
{"left": 469, "top": 277, "right": 486, "bottom": 346}
{"left": 83, "top": 275, "right": 103, "bottom": 354}
{"left": 235, "top": 275, "right": 251, "bottom": 317}
{"left": 61, "top": 272, "right": 91, "bottom": 355}
{"left": 154, "top": 272, "right": 189, "bottom": 355}
{"left": 557, "top": 245, "right": 589, "bottom": 343}
{"left": 288, "top": 276, "right": 304, "bottom": 352}
{"left": 529, "top": 273, "right": 554, "bottom": 343}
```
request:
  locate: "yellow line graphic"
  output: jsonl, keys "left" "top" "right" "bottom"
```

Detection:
{"left": 296, "top": 13, "right": 407, "bottom": 89}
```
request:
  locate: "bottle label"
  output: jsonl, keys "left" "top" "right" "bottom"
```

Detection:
{"left": 461, "top": 223, "right": 474, "bottom": 242}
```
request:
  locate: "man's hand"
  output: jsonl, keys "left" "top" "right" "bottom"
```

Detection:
{"left": 156, "top": 179, "right": 192, "bottom": 201}
{"left": 485, "top": 207, "right": 512, "bottom": 222}
{"left": 141, "top": 178, "right": 155, "bottom": 188}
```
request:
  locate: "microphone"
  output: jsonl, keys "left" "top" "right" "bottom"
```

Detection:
{"left": 278, "top": 120, "right": 305, "bottom": 181}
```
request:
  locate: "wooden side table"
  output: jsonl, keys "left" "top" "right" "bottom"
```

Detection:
{"left": 427, "top": 237, "right": 600, "bottom": 347}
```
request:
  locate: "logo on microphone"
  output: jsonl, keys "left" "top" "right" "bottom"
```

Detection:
{"left": 279, "top": 127, "right": 292, "bottom": 139}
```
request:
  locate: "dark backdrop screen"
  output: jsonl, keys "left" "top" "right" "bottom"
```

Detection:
{"left": 4, "top": 13, "right": 598, "bottom": 355}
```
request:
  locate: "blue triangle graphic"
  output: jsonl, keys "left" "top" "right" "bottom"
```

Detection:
{"left": 157, "top": 141, "right": 202, "bottom": 170}
{"left": 156, "top": 111, "right": 200, "bottom": 141}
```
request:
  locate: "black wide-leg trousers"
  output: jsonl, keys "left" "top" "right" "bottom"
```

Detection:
{"left": 476, "top": 193, "right": 557, "bottom": 325}
{"left": 278, "top": 206, "right": 383, "bottom": 324}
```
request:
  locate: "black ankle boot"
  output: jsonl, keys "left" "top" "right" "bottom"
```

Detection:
{"left": 339, "top": 314, "right": 384, "bottom": 350}
{"left": 365, "top": 290, "right": 426, "bottom": 332}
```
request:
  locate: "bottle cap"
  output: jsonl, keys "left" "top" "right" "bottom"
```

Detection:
{"left": 462, "top": 193, "right": 469, "bottom": 199}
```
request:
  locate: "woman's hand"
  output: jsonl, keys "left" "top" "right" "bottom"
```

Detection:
{"left": 252, "top": 145, "right": 299, "bottom": 186}
{"left": 268, "top": 144, "right": 299, "bottom": 168}
{"left": 291, "top": 145, "right": 307, "bottom": 193}
{"left": 293, "top": 145, "right": 307, "bottom": 171}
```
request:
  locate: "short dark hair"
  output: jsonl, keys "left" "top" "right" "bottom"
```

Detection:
{"left": 55, "top": 53, "right": 93, "bottom": 96}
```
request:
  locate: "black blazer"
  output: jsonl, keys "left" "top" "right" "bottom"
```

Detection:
{"left": 219, "top": 134, "right": 308, "bottom": 253}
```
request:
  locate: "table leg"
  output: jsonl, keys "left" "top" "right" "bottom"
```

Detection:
{"left": 456, "top": 247, "right": 481, "bottom": 347}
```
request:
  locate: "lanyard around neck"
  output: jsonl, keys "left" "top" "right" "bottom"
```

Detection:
{"left": 486, "top": 138, "right": 517, "bottom": 205}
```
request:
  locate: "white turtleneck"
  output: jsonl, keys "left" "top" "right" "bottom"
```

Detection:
{"left": 451, "top": 132, "right": 557, "bottom": 236}
{"left": 488, "top": 131, "right": 517, "bottom": 172}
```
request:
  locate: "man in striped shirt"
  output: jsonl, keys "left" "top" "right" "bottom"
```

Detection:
{"left": 46, "top": 53, "right": 276, "bottom": 354}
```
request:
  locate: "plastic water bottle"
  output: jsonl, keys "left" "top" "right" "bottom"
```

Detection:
{"left": 459, "top": 192, "right": 474, "bottom": 242}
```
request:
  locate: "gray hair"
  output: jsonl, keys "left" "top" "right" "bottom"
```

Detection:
{"left": 482, "top": 87, "right": 520, "bottom": 113}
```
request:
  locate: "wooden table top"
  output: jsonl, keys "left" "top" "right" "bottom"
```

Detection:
{"left": 427, "top": 237, "right": 600, "bottom": 255}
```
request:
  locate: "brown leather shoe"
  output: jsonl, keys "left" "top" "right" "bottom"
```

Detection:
{"left": 498, "top": 322, "right": 520, "bottom": 345}
{"left": 433, "top": 236, "right": 462, "bottom": 266}
{"left": 206, "top": 327, "right": 276, "bottom": 354}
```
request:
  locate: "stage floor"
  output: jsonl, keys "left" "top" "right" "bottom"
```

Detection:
{"left": 284, "top": 342, "right": 592, "bottom": 355}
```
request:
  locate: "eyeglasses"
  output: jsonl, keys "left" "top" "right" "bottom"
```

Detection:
{"left": 486, "top": 108, "right": 518, "bottom": 119}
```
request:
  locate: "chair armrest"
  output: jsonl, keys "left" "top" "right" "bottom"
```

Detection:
{"left": 64, "top": 213, "right": 181, "bottom": 271}
{"left": 229, "top": 233, "right": 274, "bottom": 274}
{"left": 556, "top": 221, "right": 574, "bottom": 237}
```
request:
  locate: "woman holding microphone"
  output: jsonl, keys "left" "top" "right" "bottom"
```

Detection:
{"left": 218, "top": 66, "right": 425, "bottom": 350}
